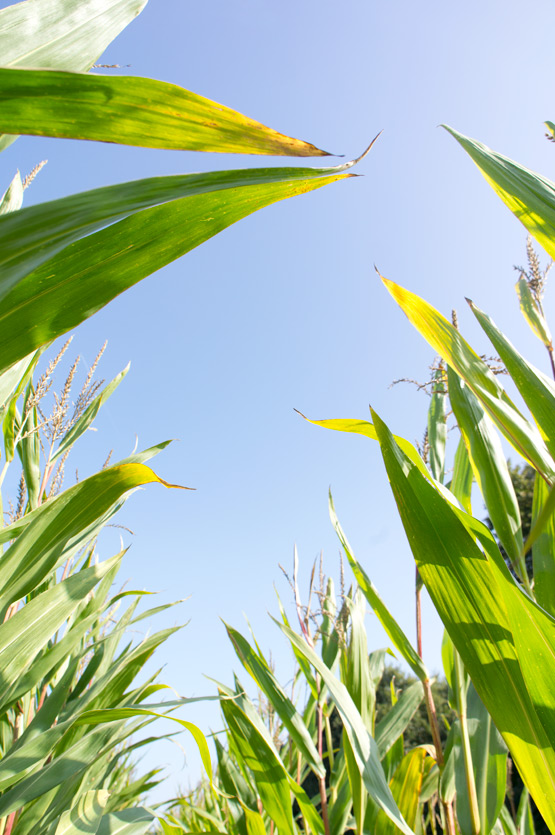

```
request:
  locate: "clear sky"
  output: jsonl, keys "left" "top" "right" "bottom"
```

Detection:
{"left": 3, "top": 0, "right": 555, "bottom": 797}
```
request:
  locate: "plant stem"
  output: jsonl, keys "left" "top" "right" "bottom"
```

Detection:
{"left": 454, "top": 651, "right": 481, "bottom": 835}
{"left": 316, "top": 673, "right": 331, "bottom": 835}
{"left": 416, "top": 573, "right": 457, "bottom": 835}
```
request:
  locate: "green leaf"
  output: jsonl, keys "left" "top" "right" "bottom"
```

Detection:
{"left": 0, "top": 0, "right": 146, "bottom": 72}
{"left": 369, "top": 406, "right": 555, "bottom": 831}
{"left": 515, "top": 276, "right": 552, "bottom": 348}
{"left": 54, "top": 790, "right": 109, "bottom": 835}
{"left": 516, "top": 788, "right": 536, "bottom": 835}
{"left": 531, "top": 475, "right": 555, "bottom": 616}
{"left": 328, "top": 492, "right": 429, "bottom": 682}
{"left": 444, "top": 125, "right": 555, "bottom": 263}
{"left": 0, "top": 0, "right": 148, "bottom": 151}
{"left": 273, "top": 618, "right": 415, "bottom": 835}
{"left": 381, "top": 276, "right": 555, "bottom": 481}
{"left": 297, "top": 412, "right": 432, "bottom": 482}
{"left": 220, "top": 687, "right": 317, "bottom": 835}
{"left": 374, "top": 681, "right": 424, "bottom": 759}
{"left": 0, "top": 463, "right": 184, "bottom": 609}
{"left": 0, "top": 167, "right": 349, "bottom": 375}
{"left": 447, "top": 367, "right": 526, "bottom": 583}
{"left": 449, "top": 435, "right": 473, "bottom": 514}
{"left": 469, "top": 298, "right": 555, "bottom": 460}
{"left": 0, "top": 171, "right": 23, "bottom": 215}
{"left": 0, "top": 552, "right": 123, "bottom": 710}
{"left": 96, "top": 807, "right": 156, "bottom": 835}
{"left": 453, "top": 685, "right": 507, "bottom": 835}
{"left": 0, "top": 67, "right": 331, "bottom": 156}
{"left": 374, "top": 748, "right": 427, "bottom": 835}
{"left": 427, "top": 364, "right": 447, "bottom": 483}
{"left": 224, "top": 622, "right": 325, "bottom": 778}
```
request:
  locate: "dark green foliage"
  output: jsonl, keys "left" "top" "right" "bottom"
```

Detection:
{"left": 375, "top": 665, "right": 454, "bottom": 751}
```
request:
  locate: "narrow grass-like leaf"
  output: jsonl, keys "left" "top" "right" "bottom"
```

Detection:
{"left": 329, "top": 492, "right": 428, "bottom": 682}
{"left": 370, "top": 406, "right": 555, "bottom": 830}
{"left": 220, "top": 692, "right": 307, "bottom": 835}
{"left": 0, "top": 68, "right": 331, "bottom": 156}
{"left": 0, "top": 463, "right": 186, "bottom": 609}
{"left": 516, "top": 276, "right": 552, "bottom": 348}
{"left": 374, "top": 681, "right": 424, "bottom": 759}
{"left": 273, "top": 618, "right": 415, "bottom": 835}
{"left": 381, "top": 276, "right": 555, "bottom": 480}
{"left": 0, "top": 170, "right": 348, "bottom": 375}
{"left": 427, "top": 365, "right": 447, "bottom": 482}
{"left": 469, "top": 299, "right": 555, "bottom": 459}
{"left": 297, "top": 412, "right": 431, "bottom": 480}
{"left": 0, "top": 166, "right": 351, "bottom": 303}
{"left": 224, "top": 622, "right": 325, "bottom": 778}
{"left": 531, "top": 476, "right": 555, "bottom": 616}
{"left": 0, "top": 553, "right": 123, "bottom": 709}
{"left": 0, "top": 0, "right": 146, "bottom": 72}
{"left": 96, "top": 807, "right": 156, "bottom": 835}
{"left": 54, "top": 790, "right": 109, "bottom": 835}
{"left": 374, "top": 748, "right": 427, "bottom": 835}
{"left": 447, "top": 367, "right": 525, "bottom": 579}
{"left": 444, "top": 126, "right": 555, "bottom": 262}
{"left": 453, "top": 686, "right": 507, "bottom": 835}
{"left": 0, "top": 0, "right": 148, "bottom": 151}
{"left": 0, "top": 171, "right": 23, "bottom": 214}
{"left": 449, "top": 435, "right": 473, "bottom": 514}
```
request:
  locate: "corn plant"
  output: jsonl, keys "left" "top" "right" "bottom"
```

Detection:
{"left": 166, "top": 556, "right": 489, "bottom": 835}
{"left": 0, "top": 0, "right": 366, "bottom": 399}
{"left": 0, "top": 331, "right": 222, "bottom": 835}
{"left": 0, "top": 1, "right": 363, "bottom": 829}
{"left": 303, "top": 126, "right": 555, "bottom": 832}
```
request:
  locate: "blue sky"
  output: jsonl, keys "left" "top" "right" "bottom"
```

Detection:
{"left": 3, "top": 0, "right": 555, "bottom": 796}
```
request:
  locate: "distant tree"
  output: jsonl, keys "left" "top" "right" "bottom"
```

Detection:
{"left": 375, "top": 665, "right": 454, "bottom": 751}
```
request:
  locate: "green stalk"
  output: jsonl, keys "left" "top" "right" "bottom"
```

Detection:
{"left": 416, "top": 574, "right": 457, "bottom": 835}
{"left": 454, "top": 650, "right": 481, "bottom": 834}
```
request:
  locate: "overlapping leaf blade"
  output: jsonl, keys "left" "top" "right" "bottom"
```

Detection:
{"left": 0, "top": 67, "right": 331, "bottom": 156}
{"left": 0, "top": 168, "right": 348, "bottom": 375}
{"left": 444, "top": 126, "right": 555, "bottom": 262}
{"left": 381, "top": 276, "right": 555, "bottom": 481}
{"left": 369, "top": 406, "right": 555, "bottom": 831}
{"left": 273, "top": 618, "right": 415, "bottom": 835}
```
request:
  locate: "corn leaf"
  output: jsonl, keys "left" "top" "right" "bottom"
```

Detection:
{"left": 0, "top": 0, "right": 146, "bottom": 72}
{"left": 0, "top": 0, "right": 148, "bottom": 151}
{"left": 329, "top": 492, "right": 429, "bottom": 682}
{"left": 374, "top": 681, "right": 424, "bottom": 759}
{"left": 444, "top": 126, "right": 555, "bottom": 262}
{"left": 224, "top": 622, "right": 325, "bottom": 778}
{"left": 449, "top": 435, "right": 473, "bottom": 514}
{"left": 0, "top": 463, "right": 185, "bottom": 610}
{"left": 0, "top": 168, "right": 348, "bottom": 375}
{"left": 90, "top": 806, "right": 156, "bottom": 835}
{"left": 374, "top": 748, "right": 427, "bottom": 835}
{"left": 427, "top": 365, "right": 447, "bottom": 483}
{"left": 469, "top": 298, "right": 555, "bottom": 460}
{"left": 381, "top": 276, "right": 555, "bottom": 481}
{"left": 370, "top": 406, "right": 555, "bottom": 830}
{"left": 0, "top": 171, "right": 23, "bottom": 214}
{"left": 453, "top": 685, "right": 507, "bottom": 835}
{"left": 515, "top": 276, "right": 552, "bottom": 348}
{"left": 54, "top": 790, "right": 110, "bottom": 835}
{"left": 531, "top": 476, "right": 555, "bottom": 616}
{"left": 447, "top": 367, "right": 525, "bottom": 576}
{"left": 273, "top": 618, "right": 415, "bottom": 835}
{"left": 0, "top": 67, "right": 330, "bottom": 156}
